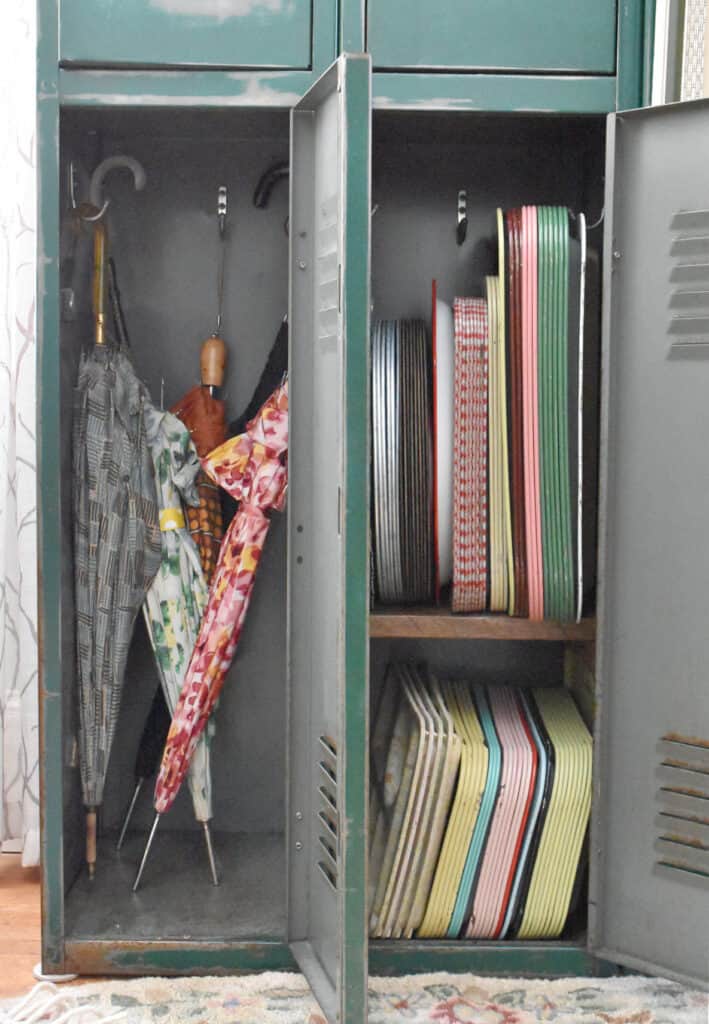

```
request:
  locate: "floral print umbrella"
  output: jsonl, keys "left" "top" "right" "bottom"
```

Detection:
{"left": 121, "top": 386, "right": 227, "bottom": 848}
{"left": 133, "top": 381, "right": 288, "bottom": 889}
{"left": 141, "top": 404, "right": 213, "bottom": 827}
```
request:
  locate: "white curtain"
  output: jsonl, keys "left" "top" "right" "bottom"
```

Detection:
{"left": 0, "top": 1, "right": 40, "bottom": 866}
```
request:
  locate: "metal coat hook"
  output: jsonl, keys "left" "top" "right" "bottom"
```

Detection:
{"left": 456, "top": 189, "right": 468, "bottom": 246}
{"left": 568, "top": 206, "right": 604, "bottom": 231}
{"left": 69, "top": 161, "right": 78, "bottom": 210}
{"left": 215, "top": 185, "right": 229, "bottom": 335}
{"left": 253, "top": 161, "right": 288, "bottom": 209}
{"left": 253, "top": 162, "right": 289, "bottom": 237}
{"left": 587, "top": 206, "right": 605, "bottom": 230}
{"left": 218, "top": 184, "right": 228, "bottom": 236}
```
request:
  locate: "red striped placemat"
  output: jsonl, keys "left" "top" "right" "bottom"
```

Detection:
{"left": 452, "top": 297, "right": 488, "bottom": 613}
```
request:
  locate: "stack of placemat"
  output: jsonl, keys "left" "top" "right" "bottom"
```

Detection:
{"left": 435, "top": 207, "right": 592, "bottom": 620}
{"left": 371, "top": 319, "right": 433, "bottom": 604}
{"left": 371, "top": 207, "right": 595, "bottom": 621}
{"left": 369, "top": 665, "right": 592, "bottom": 940}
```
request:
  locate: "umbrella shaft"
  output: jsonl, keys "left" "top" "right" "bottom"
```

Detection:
{"left": 133, "top": 813, "right": 161, "bottom": 892}
{"left": 93, "top": 223, "right": 107, "bottom": 346}
{"left": 86, "top": 808, "right": 98, "bottom": 879}
{"left": 117, "top": 778, "right": 144, "bottom": 851}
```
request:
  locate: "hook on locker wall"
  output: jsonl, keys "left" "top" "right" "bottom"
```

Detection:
{"left": 218, "top": 184, "right": 228, "bottom": 236}
{"left": 456, "top": 190, "right": 467, "bottom": 246}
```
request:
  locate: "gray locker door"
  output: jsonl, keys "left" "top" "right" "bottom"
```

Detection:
{"left": 287, "top": 54, "right": 371, "bottom": 1024}
{"left": 591, "top": 99, "right": 709, "bottom": 987}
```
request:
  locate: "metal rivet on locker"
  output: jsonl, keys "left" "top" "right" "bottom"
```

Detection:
{"left": 298, "top": 259, "right": 307, "bottom": 270}
{"left": 295, "top": 811, "right": 303, "bottom": 820}
{"left": 295, "top": 841, "right": 303, "bottom": 851}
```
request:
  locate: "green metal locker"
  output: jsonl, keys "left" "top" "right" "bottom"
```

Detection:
{"left": 37, "top": 1, "right": 708, "bottom": 1021}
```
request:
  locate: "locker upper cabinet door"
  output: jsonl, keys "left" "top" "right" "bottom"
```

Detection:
{"left": 367, "top": 0, "right": 616, "bottom": 73}
{"left": 287, "top": 54, "right": 371, "bottom": 1024}
{"left": 592, "top": 99, "right": 709, "bottom": 988}
{"left": 60, "top": 0, "right": 311, "bottom": 69}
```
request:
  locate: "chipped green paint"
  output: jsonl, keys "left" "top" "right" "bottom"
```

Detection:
{"left": 369, "top": 941, "right": 619, "bottom": 978}
{"left": 65, "top": 941, "right": 296, "bottom": 975}
{"left": 60, "top": 69, "right": 315, "bottom": 107}
{"left": 37, "top": 0, "right": 65, "bottom": 975}
{"left": 371, "top": 73, "right": 618, "bottom": 113}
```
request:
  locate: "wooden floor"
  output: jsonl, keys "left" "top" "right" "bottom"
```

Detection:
{"left": 0, "top": 853, "right": 42, "bottom": 998}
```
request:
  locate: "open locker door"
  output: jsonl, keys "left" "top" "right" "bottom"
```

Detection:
{"left": 591, "top": 98, "right": 709, "bottom": 988}
{"left": 287, "top": 54, "right": 371, "bottom": 1023}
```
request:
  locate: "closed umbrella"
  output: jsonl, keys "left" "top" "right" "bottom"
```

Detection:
{"left": 118, "top": 334, "right": 229, "bottom": 850}
{"left": 73, "top": 214, "right": 161, "bottom": 878}
{"left": 116, "top": 684, "right": 171, "bottom": 852}
{"left": 133, "top": 380, "right": 288, "bottom": 889}
{"left": 138, "top": 402, "right": 218, "bottom": 882}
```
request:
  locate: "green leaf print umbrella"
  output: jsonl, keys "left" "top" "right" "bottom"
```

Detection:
{"left": 137, "top": 401, "right": 218, "bottom": 882}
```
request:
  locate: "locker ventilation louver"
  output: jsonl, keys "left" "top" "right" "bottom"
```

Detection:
{"left": 669, "top": 209, "right": 709, "bottom": 352}
{"left": 656, "top": 732, "right": 709, "bottom": 881}
{"left": 317, "top": 735, "right": 339, "bottom": 892}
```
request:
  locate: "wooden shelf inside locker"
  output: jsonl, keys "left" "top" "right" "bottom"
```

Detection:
{"left": 369, "top": 608, "right": 595, "bottom": 643}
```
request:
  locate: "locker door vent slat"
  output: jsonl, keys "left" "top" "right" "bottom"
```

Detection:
{"left": 317, "top": 195, "right": 340, "bottom": 347}
{"left": 316, "top": 735, "right": 339, "bottom": 889}
{"left": 669, "top": 215, "right": 709, "bottom": 349}
{"left": 656, "top": 733, "right": 709, "bottom": 881}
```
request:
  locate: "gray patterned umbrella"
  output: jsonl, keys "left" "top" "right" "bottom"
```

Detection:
{"left": 73, "top": 332, "right": 161, "bottom": 877}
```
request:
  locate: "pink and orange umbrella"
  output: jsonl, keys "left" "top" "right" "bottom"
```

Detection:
{"left": 133, "top": 380, "right": 288, "bottom": 889}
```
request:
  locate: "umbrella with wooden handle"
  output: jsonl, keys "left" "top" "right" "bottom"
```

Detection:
{"left": 73, "top": 157, "right": 161, "bottom": 879}
{"left": 171, "top": 188, "right": 230, "bottom": 582}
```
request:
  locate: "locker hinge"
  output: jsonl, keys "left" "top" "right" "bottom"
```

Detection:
{"left": 337, "top": 486, "right": 343, "bottom": 535}
{"left": 337, "top": 262, "right": 342, "bottom": 314}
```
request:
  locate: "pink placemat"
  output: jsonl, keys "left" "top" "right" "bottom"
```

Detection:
{"left": 452, "top": 297, "right": 488, "bottom": 613}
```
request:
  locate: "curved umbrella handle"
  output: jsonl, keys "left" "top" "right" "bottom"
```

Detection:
{"left": 89, "top": 155, "right": 147, "bottom": 211}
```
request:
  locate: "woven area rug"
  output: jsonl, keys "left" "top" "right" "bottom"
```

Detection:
{"left": 40, "top": 971, "right": 708, "bottom": 1023}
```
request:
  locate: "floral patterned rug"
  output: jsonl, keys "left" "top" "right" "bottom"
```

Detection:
{"left": 38, "top": 971, "right": 709, "bottom": 1023}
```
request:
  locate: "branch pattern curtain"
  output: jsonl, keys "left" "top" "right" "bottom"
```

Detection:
{"left": 0, "top": 1, "right": 39, "bottom": 866}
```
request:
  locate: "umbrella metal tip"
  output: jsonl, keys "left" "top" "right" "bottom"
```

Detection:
{"left": 132, "top": 813, "right": 160, "bottom": 892}
{"left": 202, "top": 821, "right": 220, "bottom": 887}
